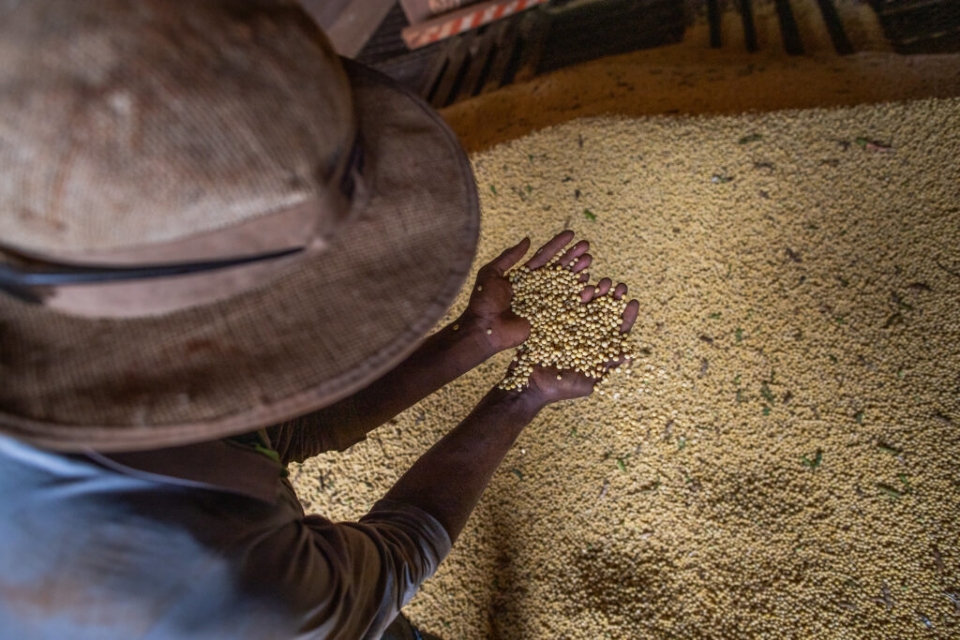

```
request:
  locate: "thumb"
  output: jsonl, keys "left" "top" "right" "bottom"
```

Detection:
{"left": 491, "top": 237, "right": 531, "bottom": 275}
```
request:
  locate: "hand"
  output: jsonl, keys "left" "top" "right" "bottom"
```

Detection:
{"left": 518, "top": 278, "right": 640, "bottom": 408}
{"left": 461, "top": 230, "right": 593, "bottom": 352}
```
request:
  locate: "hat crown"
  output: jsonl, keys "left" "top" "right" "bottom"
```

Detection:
{"left": 0, "top": 0, "right": 355, "bottom": 259}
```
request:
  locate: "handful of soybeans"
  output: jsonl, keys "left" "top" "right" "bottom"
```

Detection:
{"left": 499, "top": 261, "right": 633, "bottom": 391}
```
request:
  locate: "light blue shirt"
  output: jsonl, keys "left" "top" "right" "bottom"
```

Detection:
{"left": 0, "top": 434, "right": 451, "bottom": 639}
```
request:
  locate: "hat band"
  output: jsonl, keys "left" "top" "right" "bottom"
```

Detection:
{"left": 0, "top": 247, "right": 304, "bottom": 305}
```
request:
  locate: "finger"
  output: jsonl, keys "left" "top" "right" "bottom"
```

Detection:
{"left": 580, "top": 285, "right": 596, "bottom": 303}
{"left": 595, "top": 278, "right": 612, "bottom": 298}
{"left": 612, "top": 283, "right": 627, "bottom": 300}
{"left": 579, "top": 271, "right": 590, "bottom": 283}
{"left": 524, "top": 230, "right": 575, "bottom": 270}
{"left": 557, "top": 240, "right": 589, "bottom": 269}
{"left": 572, "top": 253, "right": 592, "bottom": 274}
{"left": 491, "top": 237, "right": 531, "bottom": 275}
{"left": 620, "top": 299, "right": 640, "bottom": 333}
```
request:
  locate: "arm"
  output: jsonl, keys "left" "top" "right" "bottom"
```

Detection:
{"left": 384, "top": 281, "right": 640, "bottom": 543}
{"left": 270, "top": 231, "right": 595, "bottom": 459}
{"left": 381, "top": 384, "right": 545, "bottom": 543}
{"left": 257, "top": 246, "right": 637, "bottom": 637}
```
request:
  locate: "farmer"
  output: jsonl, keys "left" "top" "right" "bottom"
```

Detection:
{"left": 0, "top": 1, "right": 638, "bottom": 638}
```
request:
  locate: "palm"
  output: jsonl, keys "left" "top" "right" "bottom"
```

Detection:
{"left": 464, "top": 232, "right": 593, "bottom": 351}
{"left": 526, "top": 366, "right": 595, "bottom": 404}
{"left": 465, "top": 265, "right": 528, "bottom": 349}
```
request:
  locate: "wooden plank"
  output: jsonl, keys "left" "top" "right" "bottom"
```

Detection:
{"left": 480, "top": 16, "right": 521, "bottom": 94}
{"left": 419, "top": 40, "right": 455, "bottom": 100}
{"left": 456, "top": 26, "right": 499, "bottom": 100}
{"left": 707, "top": 0, "right": 722, "bottom": 48}
{"left": 432, "top": 33, "right": 475, "bottom": 107}
{"left": 538, "top": 0, "right": 684, "bottom": 73}
{"left": 401, "top": 0, "right": 549, "bottom": 50}
{"left": 514, "top": 10, "right": 549, "bottom": 82}
{"left": 814, "top": 0, "right": 855, "bottom": 54}
{"left": 740, "top": 0, "right": 760, "bottom": 52}
{"left": 774, "top": 0, "right": 804, "bottom": 54}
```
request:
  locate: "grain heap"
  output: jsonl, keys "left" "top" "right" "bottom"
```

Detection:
{"left": 499, "top": 261, "right": 633, "bottom": 390}
{"left": 295, "top": 96, "right": 960, "bottom": 638}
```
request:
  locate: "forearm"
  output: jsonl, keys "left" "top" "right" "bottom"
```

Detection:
{"left": 344, "top": 313, "right": 497, "bottom": 428}
{"left": 383, "top": 387, "right": 544, "bottom": 543}
{"left": 270, "top": 313, "right": 500, "bottom": 459}
{"left": 327, "top": 313, "right": 497, "bottom": 430}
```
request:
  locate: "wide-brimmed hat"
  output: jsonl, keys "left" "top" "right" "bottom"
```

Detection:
{"left": 0, "top": 0, "right": 479, "bottom": 451}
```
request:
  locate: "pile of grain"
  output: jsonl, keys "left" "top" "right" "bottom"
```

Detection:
{"left": 293, "top": 97, "right": 960, "bottom": 637}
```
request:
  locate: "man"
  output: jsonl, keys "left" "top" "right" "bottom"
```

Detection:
{"left": 0, "top": 1, "right": 638, "bottom": 638}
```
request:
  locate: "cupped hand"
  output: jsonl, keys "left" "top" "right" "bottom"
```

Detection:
{"left": 519, "top": 280, "right": 640, "bottom": 407}
{"left": 462, "top": 230, "right": 593, "bottom": 351}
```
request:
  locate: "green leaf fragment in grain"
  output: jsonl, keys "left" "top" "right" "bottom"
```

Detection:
{"left": 802, "top": 449, "right": 823, "bottom": 469}
{"left": 877, "top": 442, "right": 901, "bottom": 456}
{"left": 897, "top": 474, "right": 911, "bottom": 491}
{"left": 583, "top": 209, "right": 597, "bottom": 221}
{"left": 878, "top": 483, "right": 901, "bottom": 499}
{"left": 738, "top": 133, "right": 763, "bottom": 144}
{"left": 760, "top": 383, "right": 775, "bottom": 403}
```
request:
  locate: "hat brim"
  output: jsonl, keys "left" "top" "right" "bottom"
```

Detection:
{"left": 0, "top": 60, "right": 480, "bottom": 452}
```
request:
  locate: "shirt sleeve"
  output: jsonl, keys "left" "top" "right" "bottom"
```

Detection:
{"left": 0, "top": 435, "right": 452, "bottom": 640}
{"left": 242, "top": 496, "right": 453, "bottom": 640}
{"left": 265, "top": 395, "right": 368, "bottom": 464}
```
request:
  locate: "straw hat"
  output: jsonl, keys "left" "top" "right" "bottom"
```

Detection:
{"left": 0, "top": 0, "right": 479, "bottom": 451}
